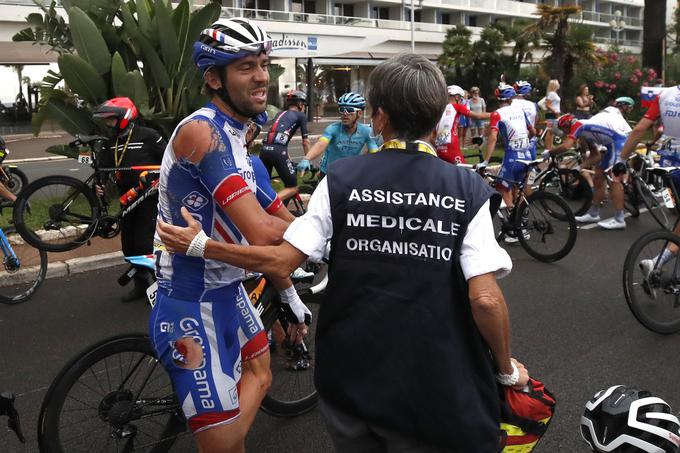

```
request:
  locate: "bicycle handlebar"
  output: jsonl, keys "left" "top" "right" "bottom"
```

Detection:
{"left": 0, "top": 391, "right": 26, "bottom": 443}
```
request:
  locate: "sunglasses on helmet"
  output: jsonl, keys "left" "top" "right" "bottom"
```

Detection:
{"left": 339, "top": 106, "right": 358, "bottom": 114}
{"left": 208, "top": 29, "right": 273, "bottom": 55}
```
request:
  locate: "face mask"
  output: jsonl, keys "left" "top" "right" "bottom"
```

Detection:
{"left": 370, "top": 118, "right": 384, "bottom": 145}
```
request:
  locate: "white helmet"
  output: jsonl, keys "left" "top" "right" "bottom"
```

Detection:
{"left": 581, "top": 385, "right": 680, "bottom": 453}
{"left": 447, "top": 85, "right": 465, "bottom": 97}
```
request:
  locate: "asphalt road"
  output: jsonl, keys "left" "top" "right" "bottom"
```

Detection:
{"left": 2, "top": 201, "right": 680, "bottom": 452}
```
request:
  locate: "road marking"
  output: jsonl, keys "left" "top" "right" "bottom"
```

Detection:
{"left": 6, "top": 156, "right": 69, "bottom": 164}
{"left": 68, "top": 168, "right": 80, "bottom": 172}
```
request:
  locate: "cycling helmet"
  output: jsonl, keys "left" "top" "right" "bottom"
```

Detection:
{"left": 286, "top": 90, "right": 307, "bottom": 105}
{"left": 447, "top": 85, "right": 465, "bottom": 97}
{"left": 93, "top": 97, "right": 138, "bottom": 135}
{"left": 192, "top": 18, "right": 272, "bottom": 75}
{"left": 338, "top": 92, "right": 366, "bottom": 109}
{"left": 514, "top": 80, "right": 532, "bottom": 96}
{"left": 495, "top": 82, "right": 516, "bottom": 101}
{"left": 581, "top": 385, "right": 680, "bottom": 453}
{"left": 557, "top": 113, "right": 576, "bottom": 130}
{"left": 615, "top": 96, "right": 635, "bottom": 107}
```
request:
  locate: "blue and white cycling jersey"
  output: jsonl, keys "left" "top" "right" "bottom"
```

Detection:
{"left": 319, "top": 122, "right": 378, "bottom": 174}
{"left": 568, "top": 107, "right": 631, "bottom": 169}
{"left": 155, "top": 103, "right": 281, "bottom": 299}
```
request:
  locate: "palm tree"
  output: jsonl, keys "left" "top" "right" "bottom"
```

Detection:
{"left": 493, "top": 19, "right": 539, "bottom": 81}
{"left": 521, "top": 4, "right": 582, "bottom": 83}
{"left": 642, "top": 0, "right": 666, "bottom": 78}
{"left": 563, "top": 24, "right": 602, "bottom": 99}
{"left": 438, "top": 24, "right": 472, "bottom": 82}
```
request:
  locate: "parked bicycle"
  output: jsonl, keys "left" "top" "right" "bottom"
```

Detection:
{"left": 1, "top": 391, "right": 25, "bottom": 443}
{"left": 480, "top": 158, "right": 578, "bottom": 262}
{"left": 0, "top": 143, "right": 28, "bottom": 196}
{"left": 37, "top": 255, "right": 326, "bottom": 452}
{"left": 0, "top": 203, "right": 47, "bottom": 304}
{"left": 12, "top": 135, "right": 160, "bottom": 253}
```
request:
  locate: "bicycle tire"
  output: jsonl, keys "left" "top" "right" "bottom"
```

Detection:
{"left": 538, "top": 169, "right": 592, "bottom": 216}
{"left": 623, "top": 230, "right": 680, "bottom": 334}
{"left": 624, "top": 182, "right": 640, "bottom": 218}
{"left": 257, "top": 285, "right": 319, "bottom": 417}
{"left": 633, "top": 176, "right": 672, "bottom": 229}
{"left": 0, "top": 226, "right": 47, "bottom": 304}
{"left": 515, "top": 191, "right": 577, "bottom": 262}
{"left": 5, "top": 167, "right": 28, "bottom": 196}
{"left": 38, "top": 333, "right": 187, "bottom": 453}
{"left": 13, "top": 175, "right": 100, "bottom": 252}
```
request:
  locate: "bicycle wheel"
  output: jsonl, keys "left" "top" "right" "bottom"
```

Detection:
{"left": 13, "top": 175, "right": 100, "bottom": 252}
{"left": 515, "top": 191, "right": 577, "bottom": 262}
{"left": 623, "top": 230, "right": 680, "bottom": 334}
{"left": 5, "top": 167, "right": 28, "bottom": 196}
{"left": 624, "top": 182, "right": 640, "bottom": 218}
{"left": 633, "top": 177, "right": 673, "bottom": 229}
{"left": 539, "top": 169, "right": 592, "bottom": 216}
{"left": 257, "top": 285, "right": 319, "bottom": 417}
{"left": 38, "top": 334, "right": 188, "bottom": 453}
{"left": 0, "top": 227, "right": 47, "bottom": 304}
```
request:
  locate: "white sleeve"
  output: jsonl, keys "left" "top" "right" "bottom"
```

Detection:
{"left": 459, "top": 199, "right": 512, "bottom": 280}
{"left": 283, "top": 177, "right": 333, "bottom": 262}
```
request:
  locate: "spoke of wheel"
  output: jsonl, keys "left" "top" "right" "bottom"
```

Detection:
{"left": 63, "top": 393, "right": 100, "bottom": 412}
{"left": 104, "top": 356, "right": 113, "bottom": 394}
{"left": 89, "top": 364, "right": 108, "bottom": 395}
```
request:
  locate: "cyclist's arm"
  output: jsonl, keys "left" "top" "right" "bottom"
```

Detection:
{"left": 621, "top": 118, "right": 656, "bottom": 161}
{"left": 306, "top": 136, "right": 330, "bottom": 161}
{"left": 299, "top": 114, "right": 311, "bottom": 155}
{"left": 483, "top": 112, "right": 500, "bottom": 162}
{"left": 469, "top": 111, "right": 491, "bottom": 121}
{"left": 149, "top": 132, "right": 167, "bottom": 162}
{"left": 547, "top": 137, "right": 575, "bottom": 156}
{"left": 173, "top": 120, "right": 289, "bottom": 245}
{"left": 0, "top": 182, "right": 16, "bottom": 202}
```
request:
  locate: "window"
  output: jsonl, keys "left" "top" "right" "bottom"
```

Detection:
{"left": 372, "top": 7, "right": 389, "bottom": 19}
{"left": 441, "top": 13, "right": 450, "bottom": 24}
{"left": 334, "top": 3, "right": 354, "bottom": 17}
{"left": 304, "top": 0, "right": 315, "bottom": 13}
{"left": 404, "top": 8, "right": 421, "bottom": 22}
{"left": 292, "top": 0, "right": 302, "bottom": 13}
{"left": 468, "top": 15, "right": 477, "bottom": 27}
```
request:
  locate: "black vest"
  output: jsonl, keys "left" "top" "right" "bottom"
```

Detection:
{"left": 318, "top": 149, "right": 502, "bottom": 451}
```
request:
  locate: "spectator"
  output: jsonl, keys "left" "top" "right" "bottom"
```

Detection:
{"left": 468, "top": 86, "right": 487, "bottom": 138}
{"left": 544, "top": 79, "right": 561, "bottom": 149}
{"left": 575, "top": 84, "right": 594, "bottom": 119}
{"left": 458, "top": 90, "right": 471, "bottom": 147}
{"left": 157, "top": 53, "right": 530, "bottom": 452}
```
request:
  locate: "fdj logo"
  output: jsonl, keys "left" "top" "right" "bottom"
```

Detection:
{"left": 183, "top": 191, "right": 208, "bottom": 210}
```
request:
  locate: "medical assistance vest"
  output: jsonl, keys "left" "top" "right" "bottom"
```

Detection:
{"left": 319, "top": 145, "right": 502, "bottom": 451}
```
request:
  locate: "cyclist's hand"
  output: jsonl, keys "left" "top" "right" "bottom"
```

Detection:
{"left": 475, "top": 161, "right": 488, "bottom": 174}
{"left": 510, "top": 358, "right": 530, "bottom": 390}
{"left": 541, "top": 150, "right": 551, "bottom": 160}
{"left": 280, "top": 286, "right": 312, "bottom": 344}
{"left": 156, "top": 207, "right": 202, "bottom": 255}
{"left": 297, "top": 158, "right": 311, "bottom": 172}
{"left": 287, "top": 322, "right": 309, "bottom": 345}
{"left": 95, "top": 184, "right": 104, "bottom": 196}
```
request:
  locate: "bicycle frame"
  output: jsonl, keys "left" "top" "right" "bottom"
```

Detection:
{"left": 0, "top": 227, "right": 18, "bottom": 268}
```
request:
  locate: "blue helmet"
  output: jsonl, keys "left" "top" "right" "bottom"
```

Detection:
{"left": 338, "top": 92, "right": 366, "bottom": 109}
{"left": 192, "top": 18, "right": 272, "bottom": 75}
{"left": 514, "top": 80, "right": 532, "bottom": 96}
{"left": 495, "top": 82, "right": 517, "bottom": 101}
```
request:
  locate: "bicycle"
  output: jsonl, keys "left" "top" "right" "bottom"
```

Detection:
{"left": 12, "top": 135, "right": 160, "bottom": 253}
{"left": 37, "top": 256, "right": 326, "bottom": 452}
{"left": 624, "top": 152, "right": 676, "bottom": 230}
{"left": 1, "top": 391, "right": 25, "bottom": 443}
{"left": 480, "top": 158, "right": 578, "bottom": 262}
{"left": 273, "top": 160, "right": 320, "bottom": 216}
{"left": 533, "top": 151, "right": 592, "bottom": 216}
{"left": 0, "top": 146, "right": 28, "bottom": 196}
{"left": 0, "top": 203, "right": 47, "bottom": 304}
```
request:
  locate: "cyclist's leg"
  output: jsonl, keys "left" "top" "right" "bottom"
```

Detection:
{"left": 258, "top": 145, "right": 277, "bottom": 178}
{"left": 274, "top": 148, "right": 299, "bottom": 202}
{"left": 609, "top": 142, "right": 626, "bottom": 213}
{"left": 149, "top": 292, "right": 246, "bottom": 453}
{"left": 233, "top": 284, "right": 271, "bottom": 437}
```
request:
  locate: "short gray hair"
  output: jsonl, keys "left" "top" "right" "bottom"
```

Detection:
{"left": 368, "top": 54, "right": 447, "bottom": 142}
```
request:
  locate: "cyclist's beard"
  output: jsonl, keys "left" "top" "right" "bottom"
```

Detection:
{"left": 216, "top": 71, "right": 263, "bottom": 119}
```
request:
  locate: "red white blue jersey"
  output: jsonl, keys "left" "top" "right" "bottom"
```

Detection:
{"left": 155, "top": 104, "right": 282, "bottom": 301}
{"left": 568, "top": 107, "right": 631, "bottom": 146}
{"left": 489, "top": 104, "right": 532, "bottom": 160}
{"left": 511, "top": 98, "right": 538, "bottom": 126}
{"left": 645, "top": 86, "right": 680, "bottom": 164}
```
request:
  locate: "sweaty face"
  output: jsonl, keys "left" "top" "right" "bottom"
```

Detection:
{"left": 224, "top": 53, "right": 270, "bottom": 118}
{"left": 340, "top": 109, "right": 360, "bottom": 127}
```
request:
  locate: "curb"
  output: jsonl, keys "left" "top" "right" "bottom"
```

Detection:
{"left": 46, "top": 251, "right": 124, "bottom": 280}
{"left": 6, "top": 155, "right": 69, "bottom": 164}
{"left": 5, "top": 134, "right": 65, "bottom": 142}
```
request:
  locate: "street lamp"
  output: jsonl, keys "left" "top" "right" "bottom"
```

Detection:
{"left": 408, "top": 0, "right": 424, "bottom": 52}
{"left": 609, "top": 10, "right": 626, "bottom": 46}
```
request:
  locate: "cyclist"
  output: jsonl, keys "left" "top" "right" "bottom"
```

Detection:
{"left": 546, "top": 97, "right": 634, "bottom": 230}
{"left": 481, "top": 83, "right": 536, "bottom": 243}
{"left": 151, "top": 18, "right": 311, "bottom": 453}
{"left": 620, "top": 86, "right": 680, "bottom": 278}
{"left": 260, "top": 90, "right": 310, "bottom": 202}
{"left": 93, "top": 97, "right": 166, "bottom": 301}
{"left": 435, "top": 84, "right": 491, "bottom": 165}
{"left": 513, "top": 81, "right": 539, "bottom": 163}
{"left": 303, "top": 92, "right": 378, "bottom": 177}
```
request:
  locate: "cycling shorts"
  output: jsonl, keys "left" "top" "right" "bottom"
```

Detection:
{"left": 597, "top": 140, "right": 626, "bottom": 171}
{"left": 259, "top": 144, "right": 297, "bottom": 188}
{"left": 149, "top": 284, "right": 267, "bottom": 433}
{"left": 497, "top": 159, "right": 529, "bottom": 190}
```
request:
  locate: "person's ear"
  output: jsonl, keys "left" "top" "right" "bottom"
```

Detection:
{"left": 204, "top": 68, "right": 223, "bottom": 91}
